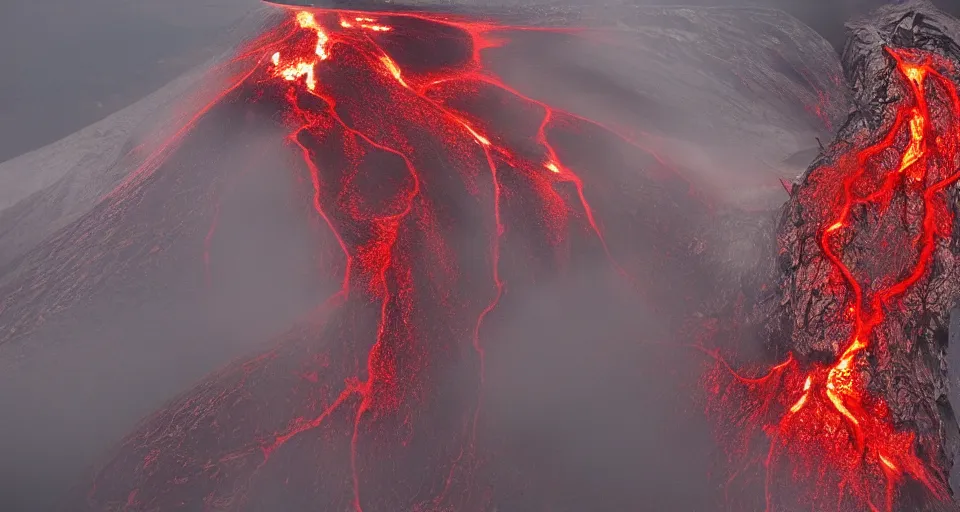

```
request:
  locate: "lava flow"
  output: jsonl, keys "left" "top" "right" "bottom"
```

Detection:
{"left": 707, "top": 47, "right": 960, "bottom": 511}
{"left": 80, "top": 7, "right": 680, "bottom": 511}
{"left": 266, "top": 10, "right": 628, "bottom": 484}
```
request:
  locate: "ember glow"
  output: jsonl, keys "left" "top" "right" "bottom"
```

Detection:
{"left": 82, "top": 8, "right": 683, "bottom": 511}
{"left": 255, "top": 10, "right": 605, "bottom": 508}
{"left": 708, "top": 47, "right": 960, "bottom": 511}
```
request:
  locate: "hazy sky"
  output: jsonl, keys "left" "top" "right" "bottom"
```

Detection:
{"left": 4, "top": 0, "right": 959, "bottom": 164}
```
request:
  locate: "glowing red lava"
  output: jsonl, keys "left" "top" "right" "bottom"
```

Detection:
{"left": 81, "top": 6, "right": 958, "bottom": 511}
{"left": 708, "top": 47, "right": 960, "bottom": 511}
{"left": 258, "top": 10, "right": 604, "bottom": 508}
{"left": 82, "top": 8, "right": 682, "bottom": 511}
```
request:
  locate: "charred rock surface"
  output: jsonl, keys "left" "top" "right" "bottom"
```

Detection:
{"left": 720, "top": 1, "right": 960, "bottom": 509}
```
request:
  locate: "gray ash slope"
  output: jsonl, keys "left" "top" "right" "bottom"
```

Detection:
{"left": 0, "top": 2, "right": 853, "bottom": 512}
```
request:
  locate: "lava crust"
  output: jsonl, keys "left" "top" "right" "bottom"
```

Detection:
{"left": 58, "top": 7, "right": 723, "bottom": 512}
{"left": 707, "top": 2, "right": 960, "bottom": 511}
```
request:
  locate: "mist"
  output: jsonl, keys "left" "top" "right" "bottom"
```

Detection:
{"left": 1, "top": 1, "right": 957, "bottom": 511}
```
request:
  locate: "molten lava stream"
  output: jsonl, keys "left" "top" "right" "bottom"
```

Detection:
{"left": 708, "top": 47, "right": 960, "bottom": 511}
{"left": 82, "top": 8, "right": 683, "bottom": 512}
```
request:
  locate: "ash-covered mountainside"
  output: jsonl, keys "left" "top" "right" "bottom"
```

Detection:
{"left": 731, "top": 1, "right": 960, "bottom": 509}
{"left": 0, "top": 3, "right": 847, "bottom": 512}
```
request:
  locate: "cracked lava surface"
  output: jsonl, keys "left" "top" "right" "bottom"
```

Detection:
{"left": 707, "top": 46, "right": 960, "bottom": 511}
{"left": 56, "top": 5, "right": 960, "bottom": 512}
{"left": 80, "top": 8, "right": 675, "bottom": 512}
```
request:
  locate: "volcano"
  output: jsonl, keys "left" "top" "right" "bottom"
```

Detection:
{"left": 0, "top": 1, "right": 958, "bottom": 512}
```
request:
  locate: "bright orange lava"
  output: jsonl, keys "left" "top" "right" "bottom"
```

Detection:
{"left": 710, "top": 47, "right": 960, "bottom": 511}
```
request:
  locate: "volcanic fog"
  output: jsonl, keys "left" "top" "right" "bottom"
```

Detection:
{"left": 0, "top": 1, "right": 958, "bottom": 511}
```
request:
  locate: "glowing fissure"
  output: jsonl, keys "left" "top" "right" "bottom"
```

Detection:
{"left": 711, "top": 47, "right": 960, "bottom": 511}
{"left": 138, "top": 8, "right": 653, "bottom": 511}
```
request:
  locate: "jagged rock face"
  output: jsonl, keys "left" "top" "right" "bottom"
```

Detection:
{"left": 753, "top": 1, "right": 960, "bottom": 508}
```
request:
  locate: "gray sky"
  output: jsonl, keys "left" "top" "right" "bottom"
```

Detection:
{"left": 2, "top": 0, "right": 958, "bottom": 164}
